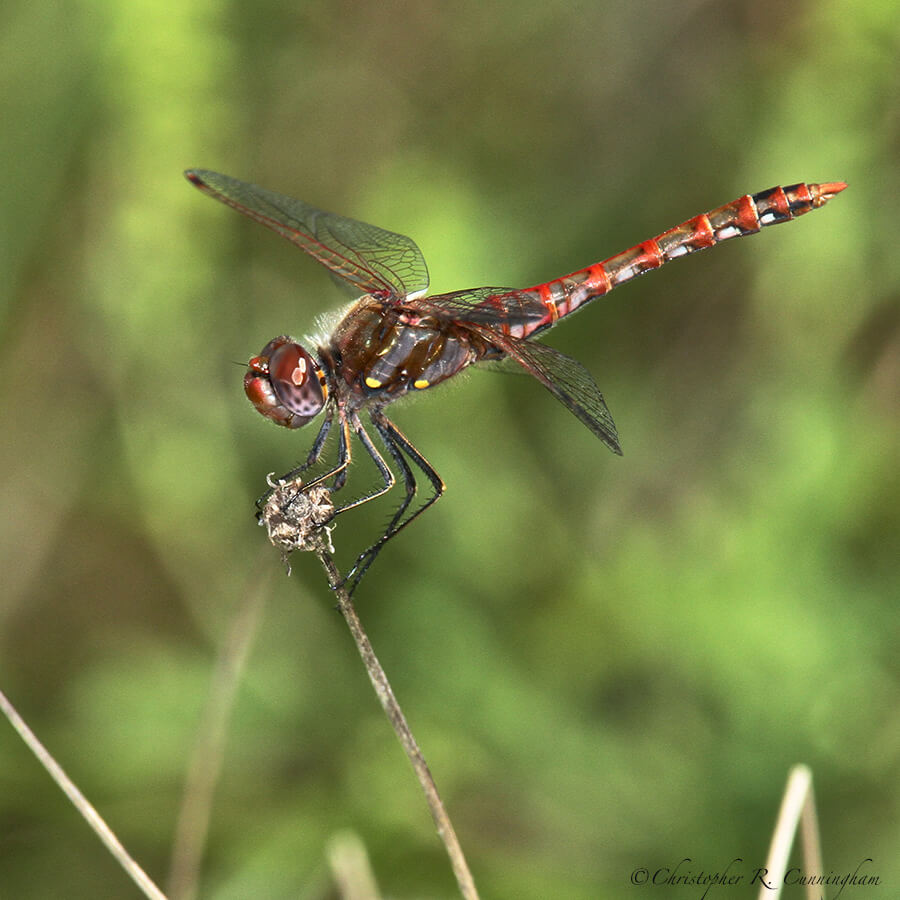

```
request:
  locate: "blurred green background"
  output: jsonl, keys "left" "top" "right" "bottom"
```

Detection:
{"left": 1, "top": 0, "right": 898, "bottom": 897}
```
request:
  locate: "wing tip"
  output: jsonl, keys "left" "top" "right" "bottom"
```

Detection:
{"left": 592, "top": 421, "right": 622, "bottom": 455}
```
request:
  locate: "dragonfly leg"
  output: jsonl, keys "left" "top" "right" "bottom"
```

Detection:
{"left": 331, "top": 419, "right": 349, "bottom": 491}
{"left": 372, "top": 412, "right": 445, "bottom": 522}
{"left": 379, "top": 430, "right": 418, "bottom": 535}
{"left": 257, "top": 414, "right": 354, "bottom": 541}
{"left": 305, "top": 412, "right": 334, "bottom": 466}
{"left": 257, "top": 412, "right": 404, "bottom": 584}
{"left": 297, "top": 416, "right": 354, "bottom": 493}
{"left": 298, "top": 410, "right": 396, "bottom": 504}
{"left": 330, "top": 416, "right": 396, "bottom": 515}
{"left": 342, "top": 411, "right": 445, "bottom": 593}
{"left": 257, "top": 416, "right": 371, "bottom": 570}
{"left": 255, "top": 411, "right": 335, "bottom": 511}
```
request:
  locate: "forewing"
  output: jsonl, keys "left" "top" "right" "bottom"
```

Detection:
{"left": 411, "top": 286, "right": 547, "bottom": 328}
{"left": 185, "top": 169, "right": 429, "bottom": 300}
{"left": 494, "top": 337, "right": 622, "bottom": 454}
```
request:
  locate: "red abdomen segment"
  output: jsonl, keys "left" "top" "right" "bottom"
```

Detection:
{"left": 517, "top": 182, "right": 847, "bottom": 337}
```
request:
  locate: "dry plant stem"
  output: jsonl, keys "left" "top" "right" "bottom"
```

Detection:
{"left": 326, "top": 830, "right": 383, "bottom": 900}
{"left": 758, "top": 765, "right": 823, "bottom": 900}
{"left": 316, "top": 549, "right": 480, "bottom": 900}
{"left": 166, "top": 559, "right": 273, "bottom": 900}
{"left": 0, "top": 687, "right": 167, "bottom": 900}
{"left": 798, "top": 782, "right": 824, "bottom": 891}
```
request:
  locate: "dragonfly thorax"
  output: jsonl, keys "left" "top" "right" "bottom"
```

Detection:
{"left": 244, "top": 336, "right": 328, "bottom": 428}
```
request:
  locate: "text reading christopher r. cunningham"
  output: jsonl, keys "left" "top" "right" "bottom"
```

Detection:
{"left": 630, "top": 858, "right": 879, "bottom": 899}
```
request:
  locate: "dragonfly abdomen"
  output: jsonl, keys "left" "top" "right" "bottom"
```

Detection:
{"left": 519, "top": 181, "right": 846, "bottom": 338}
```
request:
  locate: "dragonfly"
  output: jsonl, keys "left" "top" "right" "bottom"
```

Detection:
{"left": 186, "top": 170, "right": 845, "bottom": 591}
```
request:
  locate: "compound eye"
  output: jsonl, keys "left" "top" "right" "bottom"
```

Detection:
{"left": 268, "top": 342, "right": 326, "bottom": 421}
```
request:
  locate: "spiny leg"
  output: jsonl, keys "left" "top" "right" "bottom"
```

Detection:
{"left": 343, "top": 411, "right": 445, "bottom": 593}
{"left": 255, "top": 410, "right": 335, "bottom": 511}
{"left": 332, "top": 417, "right": 349, "bottom": 491}
{"left": 254, "top": 413, "right": 345, "bottom": 562}
{"left": 306, "top": 410, "right": 334, "bottom": 466}
{"left": 257, "top": 414, "right": 400, "bottom": 577}
{"left": 265, "top": 415, "right": 353, "bottom": 529}
{"left": 326, "top": 417, "right": 407, "bottom": 592}
{"left": 377, "top": 424, "right": 418, "bottom": 536}
{"left": 342, "top": 432, "right": 415, "bottom": 593}
{"left": 342, "top": 419, "right": 419, "bottom": 591}
{"left": 330, "top": 415, "right": 397, "bottom": 516}
{"left": 374, "top": 413, "right": 445, "bottom": 520}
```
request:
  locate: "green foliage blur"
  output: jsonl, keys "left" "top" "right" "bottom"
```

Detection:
{"left": 1, "top": 0, "right": 897, "bottom": 896}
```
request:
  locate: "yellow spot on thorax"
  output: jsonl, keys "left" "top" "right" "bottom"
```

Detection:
{"left": 365, "top": 376, "right": 382, "bottom": 389}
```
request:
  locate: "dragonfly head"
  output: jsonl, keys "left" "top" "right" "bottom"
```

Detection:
{"left": 244, "top": 337, "right": 328, "bottom": 428}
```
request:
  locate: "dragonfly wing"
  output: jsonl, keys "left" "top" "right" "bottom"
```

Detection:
{"left": 493, "top": 337, "right": 622, "bottom": 454}
{"left": 411, "top": 286, "right": 547, "bottom": 328}
{"left": 185, "top": 169, "right": 429, "bottom": 300}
